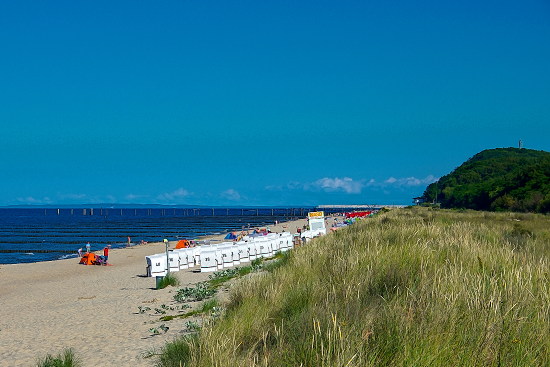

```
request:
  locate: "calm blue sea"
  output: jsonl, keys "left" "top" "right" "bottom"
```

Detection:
{"left": 0, "top": 207, "right": 310, "bottom": 264}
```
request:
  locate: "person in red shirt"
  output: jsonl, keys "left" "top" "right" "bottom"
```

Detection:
{"left": 103, "top": 246, "right": 110, "bottom": 264}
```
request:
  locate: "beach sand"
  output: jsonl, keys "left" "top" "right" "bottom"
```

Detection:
{"left": 0, "top": 218, "right": 309, "bottom": 366}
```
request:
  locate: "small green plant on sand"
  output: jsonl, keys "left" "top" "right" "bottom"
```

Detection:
{"left": 185, "top": 320, "right": 200, "bottom": 332}
{"left": 198, "top": 299, "right": 218, "bottom": 314}
{"left": 157, "top": 273, "right": 180, "bottom": 289}
{"left": 149, "top": 324, "right": 169, "bottom": 335}
{"left": 174, "top": 282, "right": 215, "bottom": 302}
{"left": 36, "top": 348, "right": 80, "bottom": 367}
{"left": 160, "top": 299, "right": 220, "bottom": 321}
{"left": 138, "top": 306, "right": 151, "bottom": 314}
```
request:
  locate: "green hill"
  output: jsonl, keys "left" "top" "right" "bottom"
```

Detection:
{"left": 422, "top": 148, "right": 550, "bottom": 212}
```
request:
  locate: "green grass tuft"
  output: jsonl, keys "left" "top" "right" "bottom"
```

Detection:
{"left": 157, "top": 273, "right": 180, "bottom": 289}
{"left": 36, "top": 348, "right": 80, "bottom": 367}
{"left": 154, "top": 334, "right": 197, "bottom": 367}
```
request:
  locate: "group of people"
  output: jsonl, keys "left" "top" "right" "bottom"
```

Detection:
{"left": 78, "top": 243, "right": 110, "bottom": 264}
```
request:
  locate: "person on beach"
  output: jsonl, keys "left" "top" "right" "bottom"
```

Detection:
{"left": 127, "top": 236, "right": 131, "bottom": 247}
{"left": 86, "top": 242, "right": 91, "bottom": 253}
{"left": 103, "top": 246, "right": 109, "bottom": 264}
{"left": 77, "top": 248, "right": 82, "bottom": 257}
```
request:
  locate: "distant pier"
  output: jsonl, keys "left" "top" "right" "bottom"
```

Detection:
{"left": 41, "top": 205, "right": 406, "bottom": 218}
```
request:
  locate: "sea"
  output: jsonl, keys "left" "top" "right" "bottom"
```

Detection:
{"left": 0, "top": 207, "right": 313, "bottom": 265}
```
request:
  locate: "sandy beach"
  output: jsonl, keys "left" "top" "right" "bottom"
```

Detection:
{"left": 0, "top": 218, "right": 308, "bottom": 366}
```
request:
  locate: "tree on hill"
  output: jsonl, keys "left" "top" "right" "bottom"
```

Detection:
{"left": 422, "top": 148, "right": 550, "bottom": 213}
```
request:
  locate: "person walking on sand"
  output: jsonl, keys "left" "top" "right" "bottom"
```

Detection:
{"left": 78, "top": 248, "right": 82, "bottom": 257}
{"left": 86, "top": 242, "right": 91, "bottom": 253}
{"left": 127, "top": 236, "right": 131, "bottom": 247}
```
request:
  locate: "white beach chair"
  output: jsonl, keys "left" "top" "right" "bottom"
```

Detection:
{"left": 145, "top": 254, "right": 167, "bottom": 277}
{"left": 200, "top": 249, "right": 217, "bottom": 272}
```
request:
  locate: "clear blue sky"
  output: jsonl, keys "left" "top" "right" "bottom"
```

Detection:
{"left": 1, "top": 0, "right": 549, "bottom": 206}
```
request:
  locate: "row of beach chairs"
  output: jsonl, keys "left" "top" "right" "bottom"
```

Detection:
{"left": 145, "top": 232, "right": 295, "bottom": 277}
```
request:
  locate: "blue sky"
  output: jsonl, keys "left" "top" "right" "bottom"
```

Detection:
{"left": 1, "top": 0, "right": 549, "bottom": 206}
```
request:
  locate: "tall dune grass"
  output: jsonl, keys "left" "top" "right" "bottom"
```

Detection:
{"left": 156, "top": 208, "right": 549, "bottom": 366}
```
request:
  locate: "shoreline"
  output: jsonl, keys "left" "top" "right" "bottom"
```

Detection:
{"left": 0, "top": 214, "right": 306, "bottom": 266}
{"left": 0, "top": 217, "right": 309, "bottom": 366}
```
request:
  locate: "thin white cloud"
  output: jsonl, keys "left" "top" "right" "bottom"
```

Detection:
{"left": 264, "top": 184, "right": 283, "bottom": 191}
{"left": 157, "top": 188, "right": 191, "bottom": 201}
{"left": 125, "top": 193, "right": 149, "bottom": 201}
{"left": 221, "top": 189, "right": 242, "bottom": 201}
{"left": 57, "top": 193, "right": 88, "bottom": 200}
{"left": 264, "top": 181, "right": 306, "bottom": 192}
{"left": 265, "top": 174, "right": 438, "bottom": 195}
{"left": 15, "top": 196, "right": 53, "bottom": 204}
{"left": 312, "top": 177, "right": 363, "bottom": 194}
{"left": 54, "top": 193, "right": 120, "bottom": 204}
{"left": 383, "top": 175, "right": 438, "bottom": 187}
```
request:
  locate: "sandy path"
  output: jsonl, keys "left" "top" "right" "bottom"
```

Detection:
{"left": 0, "top": 218, "right": 308, "bottom": 366}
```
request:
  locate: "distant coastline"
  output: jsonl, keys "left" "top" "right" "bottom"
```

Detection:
{"left": 0, "top": 203, "right": 317, "bottom": 209}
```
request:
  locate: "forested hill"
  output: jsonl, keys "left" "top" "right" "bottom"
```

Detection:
{"left": 422, "top": 148, "right": 550, "bottom": 212}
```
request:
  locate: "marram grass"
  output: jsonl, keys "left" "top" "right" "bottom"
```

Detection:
{"left": 36, "top": 348, "right": 80, "bottom": 367}
{"left": 156, "top": 208, "right": 550, "bottom": 366}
